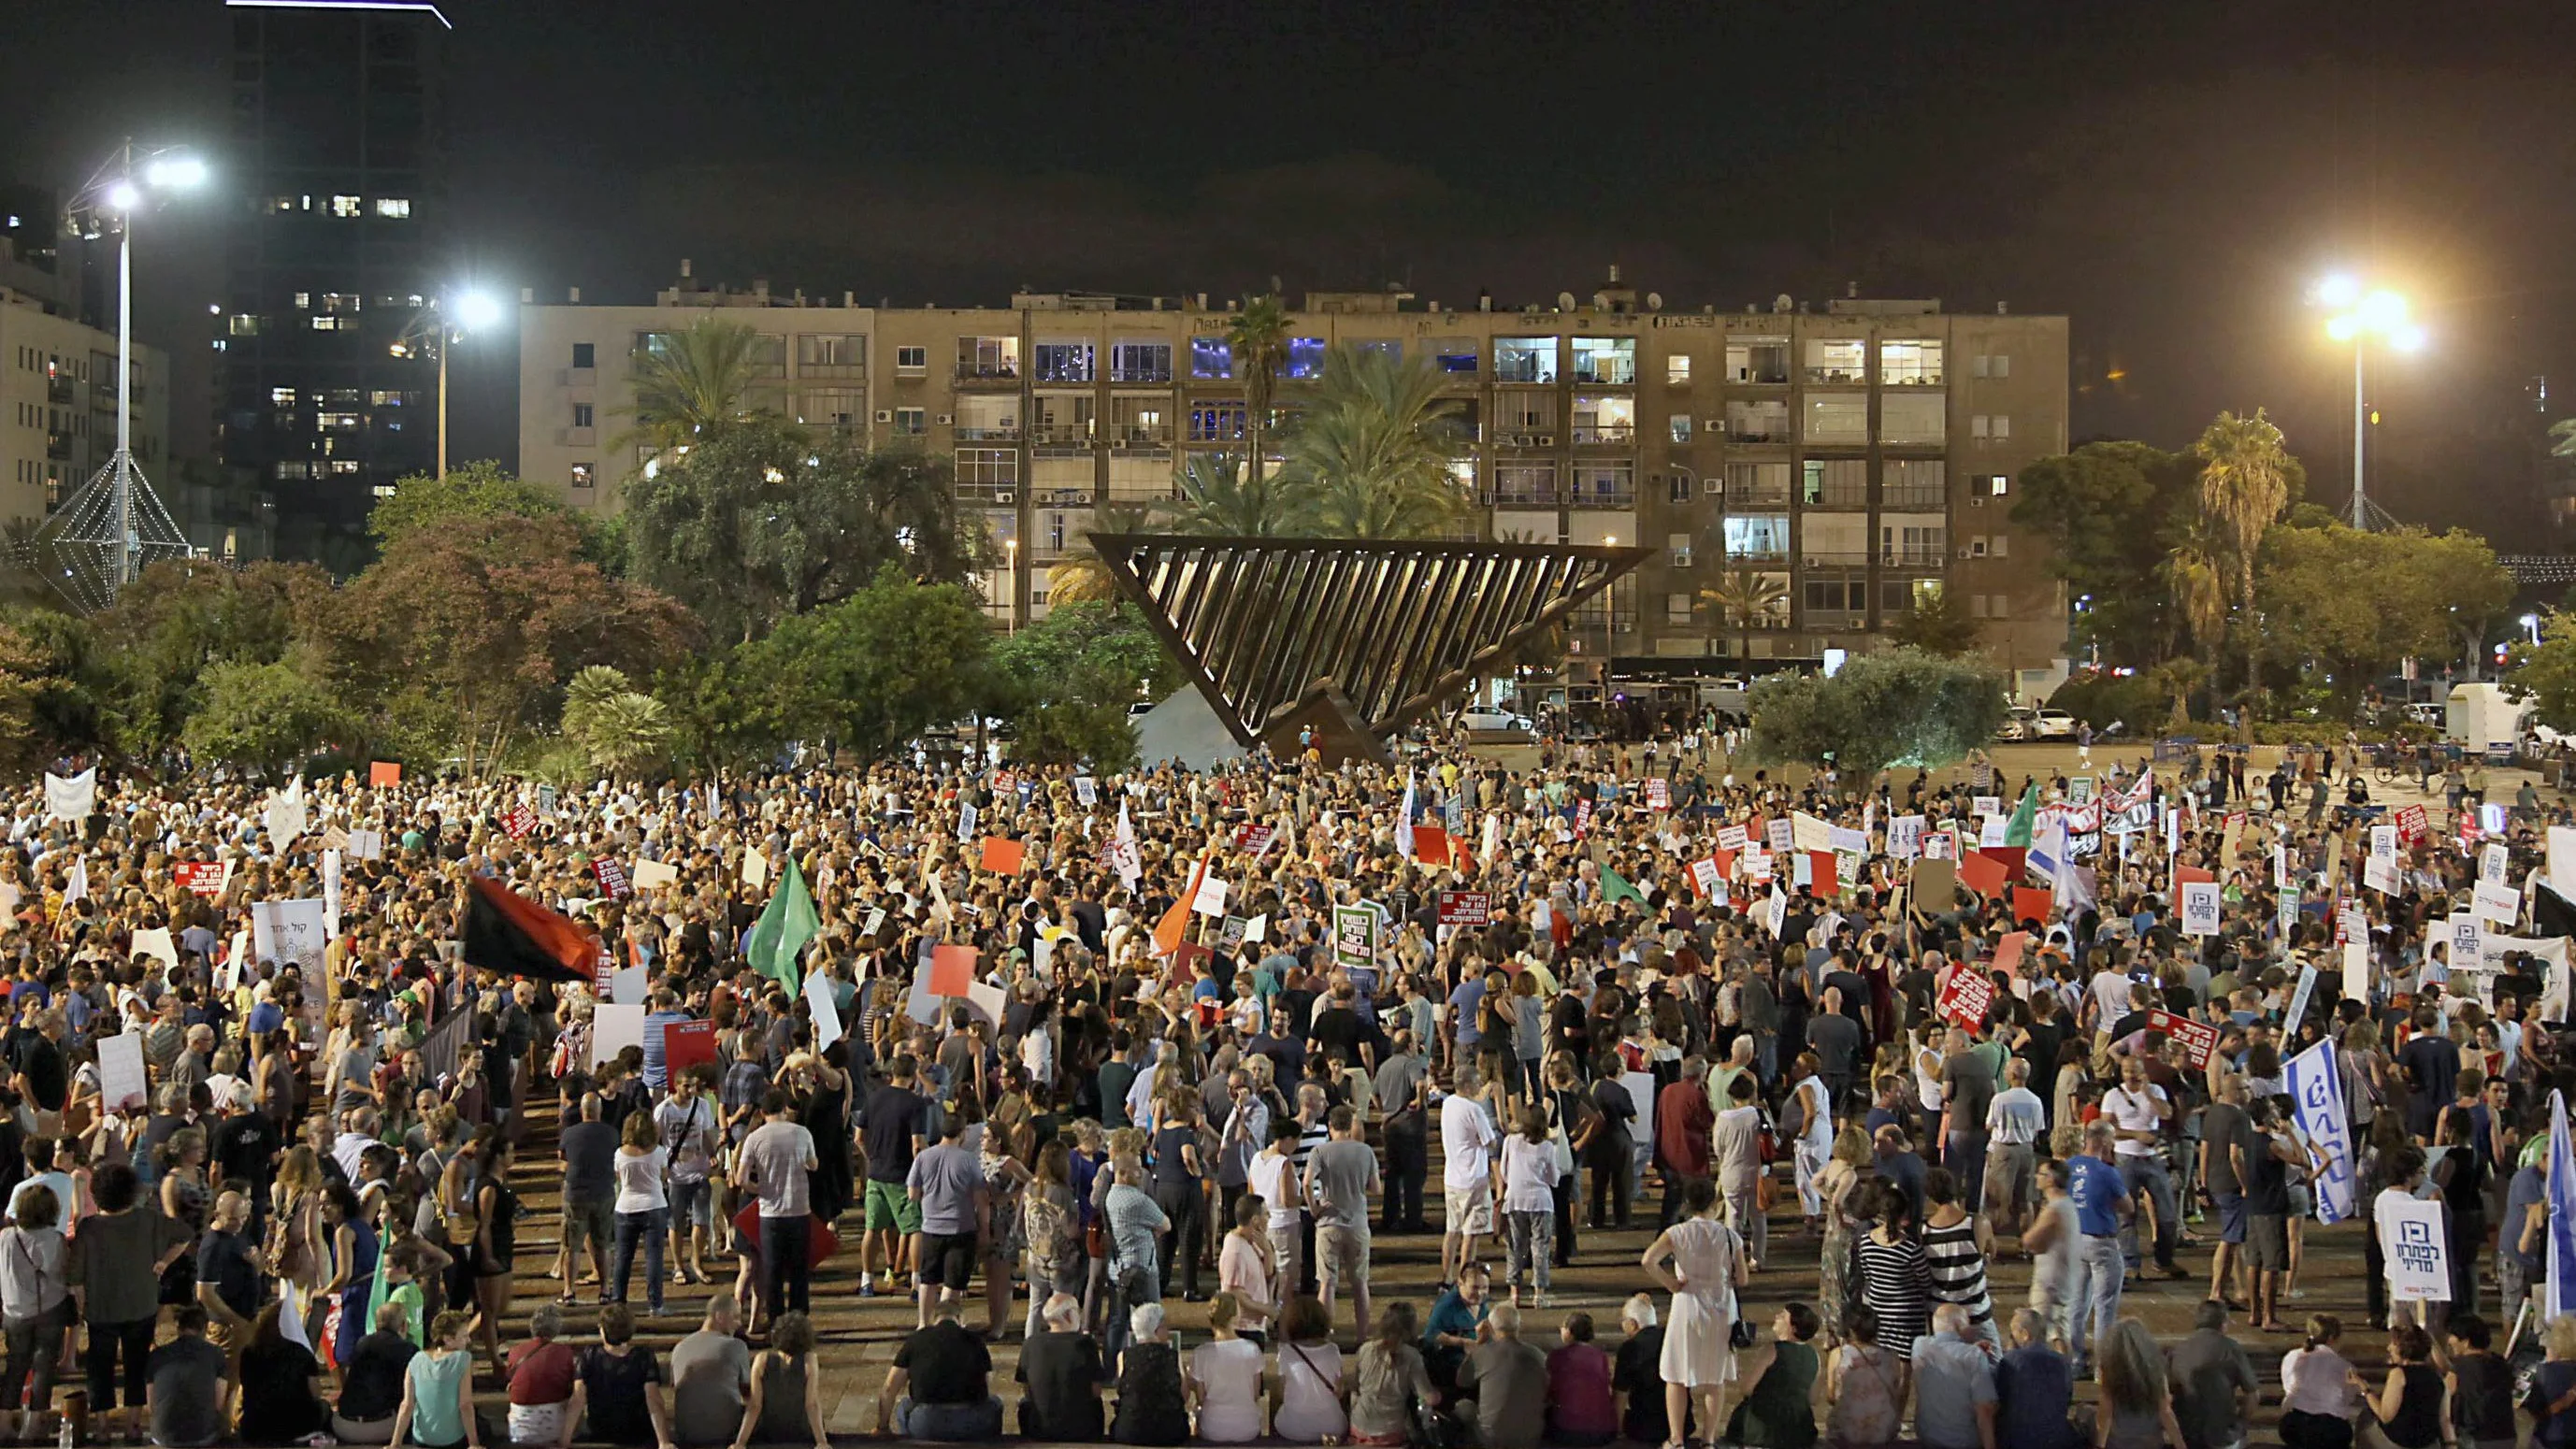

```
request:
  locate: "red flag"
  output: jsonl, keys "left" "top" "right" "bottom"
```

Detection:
{"left": 461, "top": 877, "right": 602, "bottom": 983}
{"left": 2012, "top": 885, "right": 2054, "bottom": 925}
{"left": 1959, "top": 850, "right": 2008, "bottom": 900}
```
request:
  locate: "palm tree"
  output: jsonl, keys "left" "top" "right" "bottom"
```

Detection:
{"left": 1046, "top": 501, "right": 1154, "bottom": 606}
{"left": 2163, "top": 524, "right": 2228, "bottom": 655}
{"left": 1228, "top": 294, "right": 1291, "bottom": 480}
{"left": 623, "top": 316, "right": 771, "bottom": 455}
{"left": 2145, "top": 656, "right": 2209, "bottom": 728}
{"left": 2194, "top": 409, "right": 2294, "bottom": 720}
{"left": 1698, "top": 568, "right": 1788, "bottom": 661}
{"left": 1283, "top": 345, "right": 1470, "bottom": 538}
{"left": 1156, "top": 452, "right": 1302, "bottom": 536}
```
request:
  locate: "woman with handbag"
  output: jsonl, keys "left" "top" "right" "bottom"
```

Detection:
{"left": 1643, "top": 1177, "right": 1749, "bottom": 1449}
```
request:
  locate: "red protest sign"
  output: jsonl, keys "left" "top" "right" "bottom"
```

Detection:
{"left": 660, "top": 1018, "right": 717, "bottom": 1077}
{"left": 1959, "top": 850, "right": 2008, "bottom": 900}
{"left": 1233, "top": 824, "right": 1276, "bottom": 856}
{"left": 592, "top": 858, "right": 631, "bottom": 899}
{"left": 174, "top": 862, "right": 228, "bottom": 897}
{"left": 1993, "top": 930, "right": 2029, "bottom": 976}
{"left": 1646, "top": 777, "right": 1671, "bottom": 811}
{"left": 2012, "top": 885, "right": 2055, "bottom": 925}
{"left": 1808, "top": 851, "right": 1837, "bottom": 897}
{"left": 368, "top": 760, "right": 402, "bottom": 788}
{"left": 2146, "top": 1009, "right": 2221, "bottom": 1068}
{"left": 2394, "top": 804, "right": 2428, "bottom": 846}
{"left": 500, "top": 806, "right": 537, "bottom": 840}
{"left": 1437, "top": 890, "right": 1491, "bottom": 926}
{"left": 979, "top": 836, "right": 1026, "bottom": 875}
{"left": 1412, "top": 825, "right": 1453, "bottom": 866}
{"left": 928, "top": 944, "right": 977, "bottom": 997}
{"left": 1936, "top": 968, "right": 1994, "bottom": 1030}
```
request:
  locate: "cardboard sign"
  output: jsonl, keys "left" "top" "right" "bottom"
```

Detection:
{"left": 2378, "top": 1194, "right": 2452, "bottom": 1301}
{"left": 1806, "top": 851, "right": 1837, "bottom": 897}
{"left": 1910, "top": 857, "right": 1957, "bottom": 911}
{"left": 1646, "top": 778, "right": 1671, "bottom": 811}
{"left": 633, "top": 858, "right": 679, "bottom": 891}
{"left": 174, "top": 861, "right": 231, "bottom": 897}
{"left": 1993, "top": 930, "right": 2029, "bottom": 976}
{"left": 1716, "top": 825, "right": 1750, "bottom": 853}
{"left": 501, "top": 805, "right": 537, "bottom": 840}
{"left": 1936, "top": 968, "right": 1994, "bottom": 1030}
{"left": 368, "top": 761, "right": 402, "bottom": 788}
{"left": 1437, "top": 890, "right": 1492, "bottom": 927}
{"left": 1332, "top": 904, "right": 1378, "bottom": 969}
{"left": 1073, "top": 776, "right": 1098, "bottom": 807}
{"left": 741, "top": 849, "right": 770, "bottom": 890}
{"left": 591, "top": 1003, "right": 646, "bottom": 1069}
{"left": 1791, "top": 811, "right": 1833, "bottom": 853}
{"left": 2473, "top": 879, "right": 2521, "bottom": 925}
{"left": 2364, "top": 856, "right": 2401, "bottom": 896}
{"left": 979, "top": 837, "right": 1026, "bottom": 876}
{"left": 2146, "top": 1009, "right": 2221, "bottom": 1068}
{"left": 2394, "top": 804, "right": 2429, "bottom": 847}
{"left": 1959, "top": 850, "right": 2008, "bottom": 900}
{"left": 2178, "top": 881, "right": 2223, "bottom": 936}
{"left": 1192, "top": 875, "right": 1230, "bottom": 916}
{"left": 928, "top": 944, "right": 977, "bottom": 997}
{"left": 661, "top": 1018, "right": 718, "bottom": 1078}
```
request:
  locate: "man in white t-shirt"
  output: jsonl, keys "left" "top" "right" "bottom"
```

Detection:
{"left": 1245, "top": 1118, "right": 1305, "bottom": 1288}
{"left": 1439, "top": 1068, "right": 1498, "bottom": 1287}
{"left": 2099, "top": 1055, "right": 2183, "bottom": 1280}
{"left": 1981, "top": 1057, "right": 2048, "bottom": 1241}
{"left": 2089, "top": 962, "right": 2136, "bottom": 1033}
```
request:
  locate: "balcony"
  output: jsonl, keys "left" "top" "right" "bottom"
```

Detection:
{"left": 1571, "top": 423, "right": 1634, "bottom": 446}
{"left": 1567, "top": 483, "right": 1637, "bottom": 509}
{"left": 1882, "top": 484, "right": 1947, "bottom": 509}
{"left": 1108, "top": 365, "right": 1173, "bottom": 384}
{"left": 1722, "top": 546, "right": 1790, "bottom": 566}
{"left": 1486, "top": 483, "right": 1559, "bottom": 508}
{"left": 1804, "top": 484, "right": 1869, "bottom": 509}
{"left": 45, "top": 434, "right": 73, "bottom": 463}
{"left": 1881, "top": 544, "right": 1950, "bottom": 567}
{"left": 956, "top": 364, "right": 1021, "bottom": 384}
{"left": 1726, "top": 485, "right": 1792, "bottom": 509}
{"left": 1571, "top": 365, "right": 1636, "bottom": 386}
{"left": 1803, "top": 608, "right": 1867, "bottom": 631}
{"left": 956, "top": 424, "right": 1021, "bottom": 442}
{"left": 1030, "top": 423, "right": 1095, "bottom": 446}
{"left": 1802, "top": 549, "right": 1873, "bottom": 568}
{"left": 955, "top": 482, "right": 1017, "bottom": 506}
{"left": 1108, "top": 424, "right": 1172, "bottom": 447}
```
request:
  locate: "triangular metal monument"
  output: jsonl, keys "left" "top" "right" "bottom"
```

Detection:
{"left": 1091, "top": 533, "right": 1652, "bottom": 762}
{"left": 26, "top": 450, "right": 192, "bottom": 613}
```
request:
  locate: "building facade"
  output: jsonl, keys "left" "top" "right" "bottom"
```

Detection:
{"left": 518, "top": 272, "right": 2070, "bottom": 687}
{"left": 216, "top": 0, "right": 449, "bottom": 567}
{"left": 0, "top": 290, "right": 170, "bottom": 532}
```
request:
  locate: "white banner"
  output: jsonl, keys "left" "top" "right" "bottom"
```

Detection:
{"left": 262, "top": 778, "right": 309, "bottom": 854}
{"left": 2283, "top": 1040, "right": 2356, "bottom": 1224}
{"left": 2179, "top": 881, "right": 2222, "bottom": 936}
{"left": 43, "top": 769, "right": 94, "bottom": 824}
{"left": 321, "top": 848, "right": 343, "bottom": 939}
{"left": 2377, "top": 1194, "right": 2451, "bottom": 1301}
{"left": 249, "top": 897, "right": 330, "bottom": 973}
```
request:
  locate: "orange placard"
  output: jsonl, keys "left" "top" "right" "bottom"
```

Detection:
{"left": 928, "top": 944, "right": 977, "bottom": 997}
{"left": 1959, "top": 850, "right": 2008, "bottom": 900}
{"left": 979, "top": 836, "right": 1025, "bottom": 875}
{"left": 2012, "top": 886, "right": 2055, "bottom": 925}
{"left": 2173, "top": 865, "right": 2216, "bottom": 887}
{"left": 368, "top": 761, "right": 402, "bottom": 788}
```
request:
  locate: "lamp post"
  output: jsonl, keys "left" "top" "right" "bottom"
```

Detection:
{"left": 2313, "top": 275, "right": 2427, "bottom": 531}
{"left": 1004, "top": 538, "right": 1018, "bottom": 635}
{"left": 37, "top": 141, "right": 206, "bottom": 606}
{"left": 393, "top": 289, "right": 503, "bottom": 479}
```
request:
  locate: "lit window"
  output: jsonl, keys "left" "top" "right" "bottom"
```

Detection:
{"left": 317, "top": 411, "right": 359, "bottom": 431}
{"left": 1571, "top": 337, "right": 1635, "bottom": 384}
{"left": 367, "top": 390, "right": 406, "bottom": 407}
{"left": 273, "top": 462, "right": 311, "bottom": 481}
{"left": 1032, "top": 341, "right": 1093, "bottom": 383}
{"left": 328, "top": 459, "right": 360, "bottom": 475}
{"left": 1666, "top": 354, "right": 1691, "bottom": 385}
{"left": 269, "top": 387, "right": 297, "bottom": 407}
{"left": 1988, "top": 474, "right": 2010, "bottom": 495}
{"left": 374, "top": 197, "right": 410, "bottom": 218}
{"left": 330, "top": 194, "right": 362, "bottom": 218}
{"left": 228, "top": 314, "right": 259, "bottom": 337}
{"left": 1282, "top": 337, "right": 1325, "bottom": 380}
{"left": 310, "top": 316, "right": 350, "bottom": 331}
{"left": 1494, "top": 337, "right": 1558, "bottom": 383}
{"left": 370, "top": 483, "right": 398, "bottom": 498}
{"left": 265, "top": 196, "right": 300, "bottom": 214}
{"left": 1669, "top": 414, "right": 1692, "bottom": 444}
{"left": 294, "top": 293, "right": 310, "bottom": 309}
{"left": 571, "top": 464, "right": 595, "bottom": 491}
{"left": 1189, "top": 337, "right": 1231, "bottom": 380}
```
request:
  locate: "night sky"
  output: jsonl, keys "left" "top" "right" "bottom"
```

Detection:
{"left": 7, "top": 0, "right": 2576, "bottom": 538}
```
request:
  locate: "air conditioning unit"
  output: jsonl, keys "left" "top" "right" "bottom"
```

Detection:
{"left": 1537, "top": 434, "right": 1556, "bottom": 447}
{"left": 873, "top": 409, "right": 894, "bottom": 423}
{"left": 935, "top": 413, "right": 954, "bottom": 425}
{"left": 1966, "top": 495, "right": 1985, "bottom": 508}
{"left": 1956, "top": 546, "right": 1974, "bottom": 559}
{"left": 994, "top": 489, "right": 1015, "bottom": 504}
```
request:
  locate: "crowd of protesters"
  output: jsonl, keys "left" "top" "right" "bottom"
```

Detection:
{"left": 0, "top": 727, "right": 2572, "bottom": 1448}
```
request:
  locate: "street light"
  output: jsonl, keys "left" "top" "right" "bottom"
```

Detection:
{"left": 34, "top": 139, "right": 208, "bottom": 608}
{"left": 392, "top": 288, "right": 506, "bottom": 478}
{"left": 2312, "top": 275, "right": 2428, "bottom": 530}
{"left": 1004, "top": 538, "right": 1018, "bottom": 635}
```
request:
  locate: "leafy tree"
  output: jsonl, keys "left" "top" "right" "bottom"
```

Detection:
{"left": 324, "top": 513, "right": 695, "bottom": 778}
{"left": 2259, "top": 519, "right": 2516, "bottom": 713}
{"left": 559, "top": 664, "right": 676, "bottom": 776}
{"left": 2411, "top": 527, "right": 2517, "bottom": 679}
{"left": 367, "top": 461, "right": 566, "bottom": 546}
{"left": 623, "top": 316, "right": 772, "bottom": 455}
{"left": 2193, "top": 409, "right": 2301, "bottom": 704}
{"left": 988, "top": 601, "right": 1175, "bottom": 772}
{"left": 2508, "top": 608, "right": 2576, "bottom": 730}
{"left": 2009, "top": 440, "right": 2195, "bottom": 664}
{"left": 88, "top": 558, "right": 335, "bottom": 757}
{"left": 1698, "top": 568, "right": 1788, "bottom": 661}
{"left": 733, "top": 569, "right": 993, "bottom": 763}
{"left": 1744, "top": 647, "right": 2008, "bottom": 782}
{"left": 623, "top": 419, "right": 986, "bottom": 642}
{"left": 1885, "top": 585, "right": 1981, "bottom": 656}
{"left": 1228, "top": 294, "right": 1292, "bottom": 474}
{"left": 181, "top": 657, "right": 348, "bottom": 782}
{"left": 1156, "top": 452, "right": 1303, "bottom": 536}
{"left": 1046, "top": 501, "right": 1153, "bottom": 606}
{"left": 1283, "top": 346, "right": 1470, "bottom": 538}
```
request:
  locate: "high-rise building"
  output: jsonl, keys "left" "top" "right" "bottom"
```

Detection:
{"left": 518, "top": 269, "right": 2074, "bottom": 696}
{"left": 0, "top": 292, "right": 169, "bottom": 532}
{"left": 217, "top": 0, "right": 449, "bottom": 567}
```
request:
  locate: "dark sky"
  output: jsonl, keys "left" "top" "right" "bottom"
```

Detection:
{"left": 7, "top": 0, "right": 2576, "bottom": 538}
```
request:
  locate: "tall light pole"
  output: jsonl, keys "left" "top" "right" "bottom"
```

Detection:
{"left": 2313, "top": 275, "right": 2427, "bottom": 531}
{"left": 393, "top": 289, "right": 503, "bottom": 478}
{"left": 33, "top": 141, "right": 206, "bottom": 609}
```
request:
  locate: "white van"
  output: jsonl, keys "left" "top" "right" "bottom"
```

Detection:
{"left": 2446, "top": 681, "right": 2531, "bottom": 755}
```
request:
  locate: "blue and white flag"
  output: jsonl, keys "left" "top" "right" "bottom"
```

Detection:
{"left": 1395, "top": 770, "right": 1417, "bottom": 860}
{"left": 2549, "top": 1090, "right": 2576, "bottom": 1319}
{"left": 2284, "top": 1040, "right": 2358, "bottom": 1225}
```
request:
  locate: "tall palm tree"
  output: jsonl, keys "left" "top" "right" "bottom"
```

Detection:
{"left": 623, "top": 316, "right": 771, "bottom": 455}
{"left": 2164, "top": 526, "right": 2227, "bottom": 655}
{"left": 2194, "top": 409, "right": 2295, "bottom": 714}
{"left": 1156, "top": 452, "right": 1302, "bottom": 536}
{"left": 1698, "top": 568, "right": 1788, "bottom": 661}
{"left": 1046, "top": 501, "right": 1154, "bottom": 605}
{"left": 1284, "top": 345, "right": 1470, "bottom": 538}
{"left": 1228, "top": 294, "right": 1291, "bottom": 480}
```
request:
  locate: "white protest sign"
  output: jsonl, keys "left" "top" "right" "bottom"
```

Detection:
{"left": 2178, "top": 881, "right": 2223, "bottom": 936}
{"left": 1193, "top": 875, "right": 1230, "bottom": 917}
{"left": 1764, "top": 819, "right": 1793, "bottom": 854}
{"left": 1791, "top": 811, "right": 1832, "bottom": 853}
{"left": 1889, "top": 816, "right": 1924, "bottom": 861}
{"left": 804, "top": 968, "right": 842, "bottom": 1051}
{"left": 1829, "top": 825, "right": 1868, "bottom": 856}
{"left": 263, "top": 780, "right": 309, "bottom": 854}
{"left": 741, "top": 849, "right": 770, "bottom": 890}
{"left": 98, "top": 1031, "right": 148, "bottom": 1112}
{"left": 43, "top": 769, "right": 94, "bottom": 824}
{"left": 591, "top": 1003, "right": 647, "bottom": 1069}
{"left": 2473, "top": 879, "right": 2521, "bottom": 926}
{"left": 131, "top": 928, "right": 178, "bottom": 969}
{"left": 2378, "top": 1195, "right": 2452, "bottom": 1300}
{"left": 1245, "top": 914, "right": 1269, "bottom": 944}
{"left": 2345, "top": 938, "right": 2372, "bottom": 1007}
{"left": 2371, "top": 825, "right": 2397, "bottom": 861}
{"left": 962, "top": 981, "right": 1007, "bottom": 1029}
{"left": 1716, "top": 825, "right": 1750, "bottom": 853}
{"left": 609, "top": 965, "right": 648, "bottom": 1005}
{"left": 2364, "top": 856, "right": 2400, "bottom": 896}
{"left": 322, "top": 848, "right": 343, "bottom": 939}
{"left": 2551, "top": 827, "right": 2576, "bottom": 898}
{"left": 250, "top": 898, "right": 330, "bottom": 971}
{"left": 1073, "top": 777, "right": 1098, "bottom": 808}
{"left": 1979, "top": 815, "right": 2009, "bottom": 848}
{"left": 1972, "top": 796, "right": 2002, "bottom": 818}
{"left": 2483, "top": 843, "right": 2510, "bottom": 886}
{"left": 633, "top": 859, "right": 679, "bottom": 891}
{"left": 347, "top": 829, "right": 383, "bottom": 861}
{"left": 2451, "top": 913, "right": 2484, "bottom": 976}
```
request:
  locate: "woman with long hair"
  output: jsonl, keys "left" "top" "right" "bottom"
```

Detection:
{"left": 1813, "top": 1124, "right": 1873, "bottom": 1335}
{"left": 0, "top": 1184, "right": 68, "bottom": 1444}
{"left": 1346, "top": 1301, "right": 1434, "bottom": 1448}
{"left": 237, "top": 1300, "right": 329, "bottom": 1444}
{"left": 608, "top": 1105, "right": 669, "bottom": 1317}
{"left": 1268, "top": 1295, "right": 1349, "bottom": 1443}
{"left": 2094, "top": 1318, "right": 2185, "bottom": 1449}
{"left": 1187, "top": 1292, "right": 1266, "bottom": 1442}
{"left": 1642, "top": 1177, "right": 1748, "bottom": 1449}
{"left": 1501, "top": 1103, "right": 1559, "bottom": 1307}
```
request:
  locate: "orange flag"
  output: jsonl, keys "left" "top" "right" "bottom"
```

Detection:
{"left": 1153, "top": 852, "right": 1211, "bottom": 957}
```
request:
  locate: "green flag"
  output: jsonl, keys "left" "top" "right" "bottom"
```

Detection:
{"left": 2003, "top": 782, "right": 2039, "bottom": 847}
{"left": 746, "top": 855, "right": 820, "bottom": 991}
{"left": 1600, "top": 864, "right": 1648, "bottom": 907}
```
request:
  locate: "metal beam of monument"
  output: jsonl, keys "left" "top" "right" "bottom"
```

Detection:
{"left": 1091, "top": 533, "right": 1653, "bottom": 760}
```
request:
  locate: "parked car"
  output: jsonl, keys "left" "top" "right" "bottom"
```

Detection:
{"left": 1459, "top": 706, "right": 1533, "bottom": 734}
{"left": 2031, "top": 708, "right": 2078, "bottom": 739}
{"left": 2000, "top": 707, "right": 2038, "bottom": 741}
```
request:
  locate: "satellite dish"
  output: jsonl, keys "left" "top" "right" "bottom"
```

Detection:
{"left": 1592, "top": 293, "right": 1610, "bottom": 309}
{"left": 1645, "top": 292, "right": 1662, "bottom": 311}
{"left": 1557, "top": 292, "right": 1576, "bottom": 311}
{"left": 1774, "top": 293, "right": 1794, "bottom": 313}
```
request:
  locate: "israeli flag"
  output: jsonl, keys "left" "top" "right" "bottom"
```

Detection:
{"left": 2284, "top": 1040, "right": 2357, "bottom": 1225}
{"left": 2549, "top": 1091, "right": 2576, "bottom": 1319}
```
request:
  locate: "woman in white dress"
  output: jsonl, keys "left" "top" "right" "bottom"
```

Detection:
{"left": 1642, "top": 1178, "right": 1748, "bottom": 1449}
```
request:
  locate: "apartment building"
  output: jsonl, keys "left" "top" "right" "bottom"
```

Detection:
{"left": 0, "top": 289, "right": 170, "bottom": 530}
{"left": 518, "top": 270, "right": 2070, "bottom": 685}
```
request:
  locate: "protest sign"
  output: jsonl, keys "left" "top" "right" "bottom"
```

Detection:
{"left": 979, "top": 837, "right": 1026, "bottom": 875}
{"left": 1233, "top": 823, "right": 1275, "bottom": 856}
{"left": 98, "top": 1032, "right": 147, "bottom": 1112}
{"left": 2394, "top": 804, "right": 2429, "bottom": 847}
{"left": 131, "top": 928, "right": 178, "bottom": 969}
{"left": 1936, "top": 969, "right": 1993, "bottom": 1031}
{"left": 501, "top": 806, "right": 537, "bottom": 840}
{"left": 662, "top": 1019, "right": 718, "bottom": 1078}
{"left": 2146, "top": 1009, "right": 2221, "bottom": 1068}
{"left": 1073, "top": 776, "right": 1097, "bottom": 807}
{"left": 2178, "top": 881, "right": 2222, "bottom": 936}
{"left": 1646, "top": 778, "right": 1671, "bottom": 811}
{"left": 928, "top": 944, "right": 977, "bottom": 997}
{"left": 1791, "top": 811, "right": 1832, "bottom": 852}
{"left": 1192, "top": 875, "right": 1230, "bottom": 916}
{"left": 43, "top": 768, "right": 94, "bottom": 824}
{"left": 1716, "top": 825, "right": 1749, "bottom": 853}
{"left": 2370, "top": 825, "right": 2397, "bottom": 860}
{"left": 2378, "top": 1195, "right": 2451, "bottom": 1301}
{"left": 2283, "top": 963, "right": 2322, "bottom": 1033}
{"left": 1332, "top": 904, "right": 1378, "bottom": 969}
{"left": 1437, "top": 891, "right": 1492, "bottom": 927}
{"left": 804, "top": 968, "right": 843, "bottom": 1051}
{"left": 2483, "top": 843, "right": 2510, "bottom": 885}
{"left": 1909, "top": 857, "right": 1956, "bottom": 911}
{"left": 741, "top": 849, "right": 770, "bottom": 890}
{"left": 2365, "top": 856, "right": 2400, "bottom": 895}
{"left": 632, "top": 858, "right": 679, "bottom": 891}
{"left": 1889, "top": 815, "right": 1924, "bottom": 861}
{"left": 1765, "top": 818, "right": 1794, "bottom": 854}
{"left": 591, "top": 1004, "right": 646, "bottom": 1069}
{"left": 1216, "top": 915, "right": 1249, "bottom": 951}
{"left": 592, "top": 858, "right": 631, "bottom": 899}
{"left": 250, "top": 897, "right": 329, "bottom": 971}
{"left": 2473, "top": 879, "right": 2521, "bottom": 926}
{"left": 175, "top": 861, "right": 231, "bottom": 897}
{"left": 368, "top": 761, "right": 402, "bottom": 788}
{"left": 2012, "top": 886, "right": 2054, "bottom": 925}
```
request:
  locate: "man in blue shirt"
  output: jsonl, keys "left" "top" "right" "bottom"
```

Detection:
{"left": 2064, "top": 1119, "right": 2134, "bottom": 1379}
